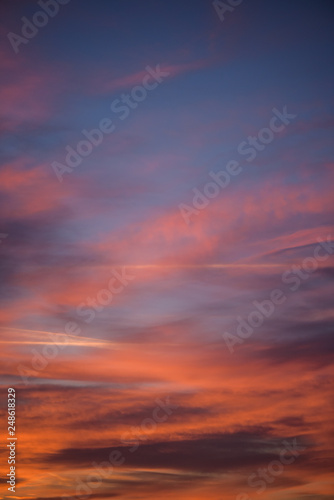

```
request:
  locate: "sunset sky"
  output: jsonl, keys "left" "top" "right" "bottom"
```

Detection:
{"left": 0, "top": 0, "right": 334, "bottom": 499}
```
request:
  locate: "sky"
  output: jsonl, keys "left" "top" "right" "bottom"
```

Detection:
{"left": 0, "top": 0, "right": 333, "bottom": 499}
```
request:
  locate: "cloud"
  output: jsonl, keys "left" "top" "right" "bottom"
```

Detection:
{"left": 46, "top": 430, "right": 308, "bottom": 472}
